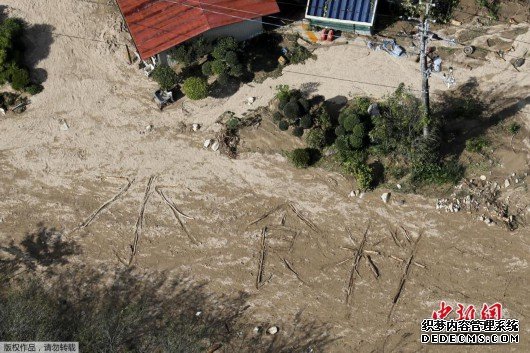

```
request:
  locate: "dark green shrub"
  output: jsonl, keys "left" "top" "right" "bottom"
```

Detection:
{"left": 278, "top": 120, "right": 289, "bottom": 131}
{"left": 335, "top": 125, "right": 346, "bottom": 137}
{"left": 25, "top": 83, "right": 43, "bottom": 95}
{"left": 348, "top": 124, "right": 365, "bottom": 149}
{"left": 225, "top": 51, "right": 239, "bottom": 66}
{"left": 182, "top": 77, "right": 208, "bottom": 100}
{"left": 212, "top": 37, "right": 238, "bottom": 60}
{"left": 300, "top": 115, "right": 313, "bottom": 129}
{"left": 292, "top": 126, "right": 304, "bottom": 137}
{"left": 10, "top": 67, "right": 29, "bottom": 91}
{"left": 316, "top": 107, "right": 332, "bottom": 130}
{"left": 335, "top": 135, "right": 350, "bottom": 154}
{"left": 465, "top": 137, "right": 489, "bottom": 153}
{"left": 341, "top": 113, "right": 361, "bottom": 132}
{"left": 354, "top": 164, "right": 374, "bottom": 190}
{"left": 272, "top": 111, "right": 283, "bottom": 123}
{"left": 201, "top": 61, "right": 213, "bottom": 76}
{"left": 508, "top": 122, "right": 521, "bottom": 135}
{"left": 226, "top": 117, "right": 240, "bottom": 130}
{"left": 411, "top": 159, "right": 464, "bottom": 185}
{"left": 191, "top": 37, "right": 213, "bottom": 58}
{"left": 275, "top": 85, "right": 290, "bottom": 106}
{"left": 170, "top": 45, "right": 194, "bottom": 65}
{"left": 288, "top": 43, "right": 312, "bottom": 64}
{"left": 283, "top": 101, "right": 301, "bottom": 120}
{"left": 289, "top": 148, "right": 311, "bottom": 168}
{"left": 217, "top": 72, "right": 230, "bottom": 86}
{"left": 305, "top": 128, "right": 326, "bottom": 149}
{"left": 298, "top": 98, "right": 310, "bottom": 113}
{"left": 211, "top": 60, "right": 228, "bottom": 75}
{"left": 151, "top": 65, "right": 178, "bottom": 90}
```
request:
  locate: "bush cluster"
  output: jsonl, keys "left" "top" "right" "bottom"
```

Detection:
{"left": 182, "top": 77, "right": 208, "bottom": 100}
{"left": 151, "top": 64, "right": 179, "bottom": 91}
{"left": 201, "top": 37, "right": 245, "bottom": 84}
{"left": 0, "top": 18, "right": 38, "bottom": 93}
{"left": 289, "top": 148, "right": 311, "bottom": 168}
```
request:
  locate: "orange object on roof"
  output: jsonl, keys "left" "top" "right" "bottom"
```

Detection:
{"left": 116, "top": 0, "right": 280, "bottom": 60}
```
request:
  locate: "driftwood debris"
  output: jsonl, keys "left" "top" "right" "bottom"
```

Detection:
{"left": 400, "top": 226, "right": 412, "bottom": 243}
{"left": 248, "top": 204, "right": 285, "bottom": 227}
{"left": 128, "top": 176, "right": 155, "bottom": 266}
{"left": 289, "top": 203, "right": 320, "bottom": 233}
{"left": 156, "top": 187, "right": 199, "bottom": 245}
{"left": 256, "top": 227, "right": 268, "bottom": 289}
{"left": 389, "top": 228, "right": 402, "bottom": 248}
{"left": 388, "top": 232, "right": 423, "bottom": 320}
{"left": 282, "top": 257, "right": 306, "bottom": 285}
{"left": 345, "top": 223, "right": 370, "bottom": 305}
{"left": 365, "top": 255, "right": 379, "bottom": 279}
{"left": 71, "top": 178, "right": 134, "bottom": 234}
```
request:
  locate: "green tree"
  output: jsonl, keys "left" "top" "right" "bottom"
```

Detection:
{"left": 182, "top": 77, "right": 208, "bottom": 100}
{"left": 151, "top": 65, "right": 178, "bottom": 91}
{"left": 289, "top": 148, "right": 311, "bottom": 168}
{"left": 305, "top": 128, "right": 326, "bottom": 149}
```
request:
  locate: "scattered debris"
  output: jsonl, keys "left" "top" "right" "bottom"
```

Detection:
{"left": 59, "top": 119, "right": 69, "bottom": 131}
{"left": 267, "top": 326, "right": 279, "bottom": 335}
{"left": 256, "top": 227, "right": 267, "bottom": 289}
{"left": 153, "top": 89, "right": 174, "bottom": 110}
{"left": 211, "top": 140, "right": 220, "bottom": 151}
{"left": 381, "top": 192, "right": 391, "bottom": 203}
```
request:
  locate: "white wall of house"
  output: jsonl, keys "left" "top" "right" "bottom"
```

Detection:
{"left": 202, "top": 17, "right": 264, "bottom": 41}
{"left": 157, "top": 17, "right": 264, "bottom": 65}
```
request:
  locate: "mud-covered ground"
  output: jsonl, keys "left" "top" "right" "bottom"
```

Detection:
{"left": 1, "top": 1, "right": 529, "bottom": 352}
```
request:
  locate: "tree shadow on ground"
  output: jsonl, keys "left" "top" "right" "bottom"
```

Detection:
{"left": 0, "top": 223, "right": 80, "bottom": 279}
{"left": 0, "top": 224, "right": 335, "bottom": 352}
{"left": 324, "top": 95, "right": 348, "bottom": 124}
{"left": 436, "top": 77, "right": 529, "bottom": 159}
{"left": 243, "top": 32, "right": 284, "bottom": 80}
{"left": 22, "top": 23, "right": 55, "bottom": 84}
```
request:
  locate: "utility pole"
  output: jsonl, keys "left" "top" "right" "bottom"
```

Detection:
{"left": 419, "top": 0, "right": 433, "bottom": 138}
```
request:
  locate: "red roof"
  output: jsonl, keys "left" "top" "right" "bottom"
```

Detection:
{"left": 116, "top": 0, "right": 280, "bottom": 60}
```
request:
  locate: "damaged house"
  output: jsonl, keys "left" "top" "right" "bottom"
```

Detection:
{"left": 116, "top": 0, "right": 280, "bottom": 63}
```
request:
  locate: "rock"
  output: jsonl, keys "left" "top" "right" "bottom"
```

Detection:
{"left": 246, "top": 97, "right": 256, "bottom": 105}
{"left": 381, "top": 192, "right": 391, "bottom": 203}
{"left": 451, "top": 19, "right": 462, "bottom": 26}
{"left": 367, "top": 103, "right": 380, "bottom": 117}
{"left": 192, "top": 123, "right": 200, "bottom": 131}
{"left": 195, "top": 311, "right": 202, "bottom": 317}
{"left": 396, "top": 183, "right": 402, "bottom": 190}
{"left": 59, "top": 119, "right": 69, "bottom": 131}
{"left": 203, "top": 139, "right": 211, "bottom": 148}
{"left": 358, "top": 192, "right": 365, "bottom": 198}
{"left": 515, "top": 178, "right": 519, "bottom": 184}
{"left": 211, "top": 140, "right": 220, "bottom": 151}
{"left": 395, "top": 199, "right": 405, "bottom": 205}
{"left": 349, "top": 191, "right": 355, "bottom": 197}
{"left": 484, "top": 218, "right": 493, "bottom": 225}
{"left": 504, "top": 179, "right": 510, "bottom": 188}
{"left": 252, "top": 326, "right": 261, "bottom": 335}
{"left": 511, "top": 172, "right": 516, "bottom": 177}
{"left": 480, "top": 175, "right": 487, "bottom": 181}
{"left": 267, "top": 326, "right": 279, "bottom": 335}
{"left": 145, "top": 124, "right": 153, "bottom": 132}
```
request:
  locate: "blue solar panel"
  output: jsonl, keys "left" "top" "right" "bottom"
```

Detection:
{"left": 306, "top": 0, "right": 375, "bottom": 23}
